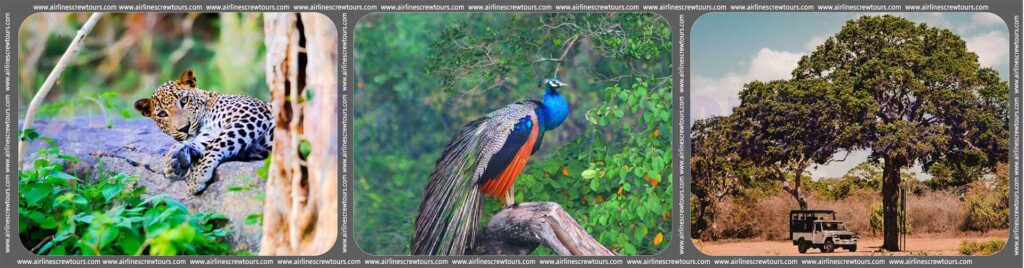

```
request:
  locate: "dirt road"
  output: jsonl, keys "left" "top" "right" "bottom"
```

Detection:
{"left": 695, "top": 235, "right": 1007, "bottom": 256}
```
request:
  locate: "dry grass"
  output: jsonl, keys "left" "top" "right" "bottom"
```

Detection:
{"left": 706, "top": 186, "right": 1002, "bottom": 240}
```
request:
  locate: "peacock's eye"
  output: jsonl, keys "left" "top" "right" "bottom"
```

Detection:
{"left": 157, "top": 111, "right": 168, "bottom": 117}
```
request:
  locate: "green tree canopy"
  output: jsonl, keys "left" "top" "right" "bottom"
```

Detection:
{"left": 790, "top": 15, "right": 1009, "bottom": 251}
{"left": 730, "top": 78, "right": 873, "bottom": 209}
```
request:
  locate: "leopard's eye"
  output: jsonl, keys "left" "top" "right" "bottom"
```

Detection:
{"left": 157, "top": 111, "right": 168, "bottom": 118}
{"left": 179, "top": 98, "right": 187, "bottom": 107}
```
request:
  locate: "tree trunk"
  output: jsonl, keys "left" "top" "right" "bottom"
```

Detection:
{"left": 692, "top": 197, "right": 711, "bottom": 240}
{"left": 259, "top": 13, "right": 339, "bottom": 256}
{"left": 881, "top": 157, "right": 902, "bottom": 251}
{"left": 473, "top": 202, "right": 616, "bottom": 256}
{"left": 775, "top": 164, "right": 808, "bottom": 210}
{"left": 782, "top": 173, "right": 808, "bottom": 210}
{"left": 794, "top": 168, "right": 807, "bottom": 210}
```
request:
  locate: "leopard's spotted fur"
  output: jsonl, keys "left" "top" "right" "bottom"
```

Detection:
{"left": 135, "top": 69, "right": 273, "bottom": 194}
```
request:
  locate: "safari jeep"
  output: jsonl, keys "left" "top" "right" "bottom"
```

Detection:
{"left": 790, "top": 210, "right": 858, "bottom": 253}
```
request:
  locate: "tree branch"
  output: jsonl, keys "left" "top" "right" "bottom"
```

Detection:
{"left": 20, "top": 12, "right": 103, "bottom": 164}
{"left": 473, "top": 202, "right": 616, "bottom": 256}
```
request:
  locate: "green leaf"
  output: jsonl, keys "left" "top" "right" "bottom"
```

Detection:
{"left": 244, "top": 214, "right": 263, "bottom": 225}
{"left": 23, "top": 184, "right": 51, "bottom": 206}
{"left": 299, "top": 139, "right": 312, "bottom": 159}
{"left": 305, "top": 88, "right": 315, "bottom": 101}
{"left": 19, "top": 128, "right": 40, "bottom": 141}
{"left": 102, "top": 184, "right": 125, "bottom": 201}
{"left": 256, "top": 157, "right": 272, "bottom": 180}
{"left": 71, "top": 194, "right": 88, "bottom": 206}
{"left": 55, "top": 222, "right": 75, "bottom": 242}
{"left": 38, "top": 240, "right": 56, "bottom": 254}
{"left": 49, "top": 244, "right": 66, "bottom": 255}
{"left": 581, "top": 169, "right": 597, "bottom": 179}
{"left": 39, "top": 216, "right": 58, "bottom": 229}
{"left": 622, "top": 243, "right": 637, "bottom": 255}
{"left": 57, "top": 154, "right": 80, "bottom": 163}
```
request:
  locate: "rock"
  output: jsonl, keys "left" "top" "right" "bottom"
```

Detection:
{"left": 22, "top": 116, "right": 266, "bottom": 253}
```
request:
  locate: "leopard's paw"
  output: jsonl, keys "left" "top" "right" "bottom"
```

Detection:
{"left": 163, "top": 143, "right": 199, "bottom": 179}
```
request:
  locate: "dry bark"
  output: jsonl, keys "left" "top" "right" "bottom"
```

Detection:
{"left": 259, "top": 12, "right": 339, "bottom": 256}
{"left": 474, "top": 202, "right": 616, "bottom": 256}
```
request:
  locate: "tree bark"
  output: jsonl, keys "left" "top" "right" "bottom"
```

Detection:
{"left": 776, "top": 164, "right": 808, "bottom": 210}
{"left": 260, "top": 13, "right": 339, "bottom": 256}
{"left": 473, "top": 202, "right": 616, "bottom": 256}
{"left": 881, "top": 157, "right": 902, "bottom": 251}
{"left": 692, "top": 197, "right": 712, "bottom": 240}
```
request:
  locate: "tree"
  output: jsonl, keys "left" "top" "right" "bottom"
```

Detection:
{"left": 690, "top": 116, "right": 760, "bottom": 239}
{"left": 260, "top": 13, "right": 338, "bottom": 255}
{"left": 792, "top": 15, "right": 1009, "bottom": 251}
{"left": 729, "top": 78, "right": 869, "bottom": 209}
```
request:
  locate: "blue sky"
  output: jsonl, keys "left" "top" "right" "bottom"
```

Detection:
{"left": 690, "top": 12, "right": 1011, "bottom": 179}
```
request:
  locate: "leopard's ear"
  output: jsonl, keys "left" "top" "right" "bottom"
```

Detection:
{"left": 177, "top": 68, "right": 196, "bottom": 88}
{"left": 134, "top": 98, "right": 154, "bottom": 117}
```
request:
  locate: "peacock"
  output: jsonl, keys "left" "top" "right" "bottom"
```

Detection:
{"left": 411, "top": 78, "right": 570, "bottom": 255}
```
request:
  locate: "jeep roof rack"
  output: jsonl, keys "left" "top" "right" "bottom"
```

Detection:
{"left": 789, "top": 210, "right": 837, "bottom": 220}
{"left": 790, "top": 209, "right": 835, "bottom": 214}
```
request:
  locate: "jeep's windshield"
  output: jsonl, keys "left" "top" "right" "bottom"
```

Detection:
{"left": 822, "top": 222, "right": 845, "bottom": 231}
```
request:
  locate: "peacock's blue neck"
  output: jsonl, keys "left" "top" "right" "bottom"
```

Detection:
{"left": 541, "top": 87, "right": 569, "bottom": 130}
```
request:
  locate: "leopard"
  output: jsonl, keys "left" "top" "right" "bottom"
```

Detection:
{"left": 134, "top": 69, "right": 274, "bottom": 195}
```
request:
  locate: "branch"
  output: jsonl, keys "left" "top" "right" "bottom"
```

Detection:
{"left": 473, "top": 202, "right": 616, "bottom": 256}
{"left": 168, "top": 13, "right": 200, "bottom": 65}
{"left": 19, "top": 12, "right": 103, "bottom": 163}
{"left": 551, "top": 35, "right": 580, "bottom": 77}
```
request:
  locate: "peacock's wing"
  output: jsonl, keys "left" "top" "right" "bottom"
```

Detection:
{"left": 477, "top": 113, "right": 541, "bottom": 200}
{"left": 411, "top": 101, "right": 541, "bottom": 255}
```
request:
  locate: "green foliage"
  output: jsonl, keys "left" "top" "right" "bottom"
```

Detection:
{"left": 354, "top": 13, "right": 671, "bottom": 255}
{"left": 958, "top": 239, "right": 1005, "bottom": 256}
{"left": 511, "top": 77, "right": 673, "bottom": 255}
{"left": 19, "top": 140, "right": 234, "bottom": 255}
{"left": 18, "top": 13, "right": 267, "bottom": 119}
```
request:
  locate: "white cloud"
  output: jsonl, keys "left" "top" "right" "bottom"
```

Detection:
{"left": 965, "top": 31, "right": 1009, "bottom": 69}
{"left": 803, "top": 35, "right": 830, "bottom": 52}
{"left": 966, "top": 13, "right": 1005, "bottom": 30}
{"left": 913, "top": 12, "right": 953, "bottom": 29}
{"left": 691, "top": 48, "right": 803, "bottom": 120}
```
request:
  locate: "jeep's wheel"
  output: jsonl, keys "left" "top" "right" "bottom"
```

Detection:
{"left": 797, "top": 241, "right": 809, "bottom": 254}
{"left": 821, "top": 239, "right": 835, "bottom": 253}
{"left": 848, "top": 245, "right": 857, "bottom": 252}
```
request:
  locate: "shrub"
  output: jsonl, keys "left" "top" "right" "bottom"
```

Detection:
{"left": 962, "top": 163, "right": 1010, "bottom": 231}
{"left": 958, "top": 239, "right": 1005, "bottom": 255}
{"left": 19, "top": 138, "right": 235, "bottom": 255}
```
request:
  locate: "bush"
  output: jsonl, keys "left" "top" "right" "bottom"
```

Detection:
{"left": 958, "top": 239, "right": 1005, "bottom": 255}
{"left": 962, "top": 163, "right": 1010, "bottom": 231}
{"left": 514, "top": 77, "right": 673, "bottom": 255}
{"left": 19, "top": 138, "right": 235, "bottom": 255}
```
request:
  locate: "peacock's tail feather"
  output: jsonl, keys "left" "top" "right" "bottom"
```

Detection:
{"left": 411, "top": 119, "right": 488, "bottom": 255}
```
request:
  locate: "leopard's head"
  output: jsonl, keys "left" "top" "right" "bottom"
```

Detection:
{"left": 135, "top": 69, "right": 207, "bottom": 141}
